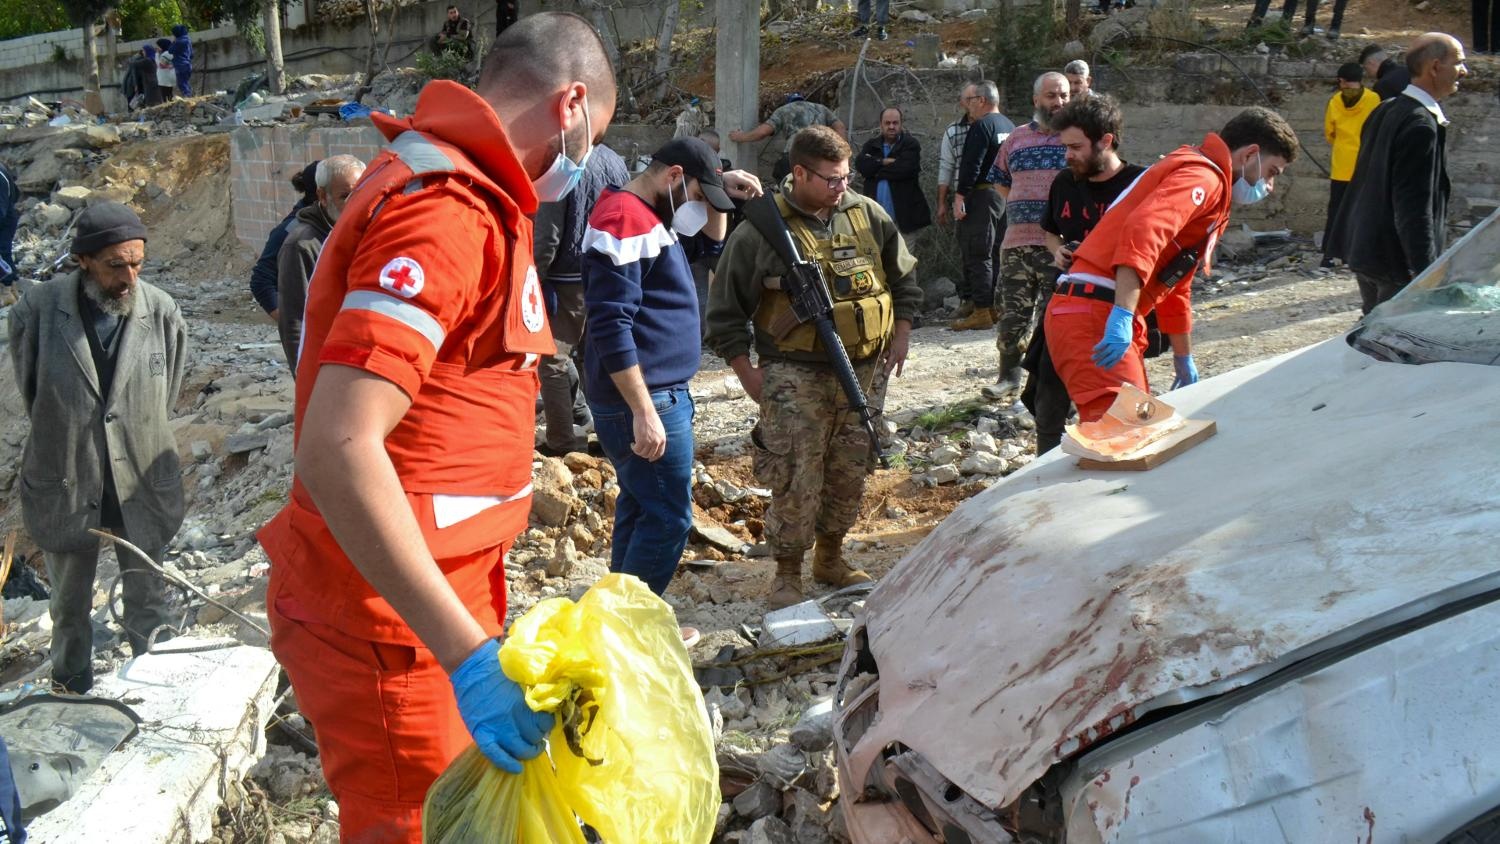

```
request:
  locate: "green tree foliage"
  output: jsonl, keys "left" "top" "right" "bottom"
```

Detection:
{"left": 0, "top": 0, "right": 70, "bottom": 40}
{"left": 988, "top": 0, "right": 1060, "bottom": 112}
{"left": 117, "top": 0, "right": 188, "bottom": 40}
{"left": 1, "top": 0, "right": 203, "bottom": 41}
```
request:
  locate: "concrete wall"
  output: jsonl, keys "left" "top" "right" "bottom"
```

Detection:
{"left": 230, "top": 123, "right": 385, "bottom": 248}
{"left": 1092, "top": 56, "right": 1500, "bottom": 235}
{"left": 0, "top": 0, "right": 453, "bottom": 108}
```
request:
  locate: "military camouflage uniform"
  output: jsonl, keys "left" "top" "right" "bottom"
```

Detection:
{"left": 994, "top": 244, "right": 1060, "bottom": 375}
{"left": 754, "top": 360, "right": 890, "bottom": 555}
{"left": 707, "top": 177, "right": 920, "bottom": 559}
{"left": 766, "top": 100, "right": 841, "bottom": 153}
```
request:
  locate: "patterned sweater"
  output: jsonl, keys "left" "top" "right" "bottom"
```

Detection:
{"left": 990, "top": 121, "right": 1067, "bottom": 249}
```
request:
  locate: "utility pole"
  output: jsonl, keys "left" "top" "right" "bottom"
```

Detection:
{"left": 715, "top": 0, "right": 759, "bottom": 170}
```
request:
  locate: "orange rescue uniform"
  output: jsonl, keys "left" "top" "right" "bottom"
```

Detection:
{"left": 257, "top": 81, "right": 555, "bottom": 842}
{"left": 1044, "top": 133, "right": 1233, "bottom": 421}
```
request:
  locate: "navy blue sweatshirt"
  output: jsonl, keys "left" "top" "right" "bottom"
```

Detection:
{"left": 581, "top": 187, "right": 721, "bottom": 407}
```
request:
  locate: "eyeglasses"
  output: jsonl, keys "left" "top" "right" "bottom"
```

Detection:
{"left": 807, "top": 169, "right": 851, "bottom": 190}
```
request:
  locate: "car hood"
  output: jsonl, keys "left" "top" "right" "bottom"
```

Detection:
{"left": 859, "top": 337, "right": 1500, "bottom": 811}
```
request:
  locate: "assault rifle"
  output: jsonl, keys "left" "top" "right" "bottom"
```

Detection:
{"left": 740, "top": 195, "right": 889, "bottom": 469}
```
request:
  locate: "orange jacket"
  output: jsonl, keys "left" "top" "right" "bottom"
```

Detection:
{"left": 259, "top": 81, "right": 555, "bottom": 644}
{"left": 1067, "top": 133, "right": 1233, "bottom": 335}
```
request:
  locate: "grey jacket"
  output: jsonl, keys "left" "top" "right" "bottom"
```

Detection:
{"left": 8, "top": 271, "right": 189, "bottom": 553}
{"left": 276, "top": 203, "right": 334, "bottom": 371}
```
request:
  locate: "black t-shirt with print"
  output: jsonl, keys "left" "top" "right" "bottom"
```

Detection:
{"left": 1040, "top": 162, "right": 1147, "bottom": 245}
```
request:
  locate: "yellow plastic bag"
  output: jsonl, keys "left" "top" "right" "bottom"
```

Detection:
{"left": 423, "top": 574, "right": 719, "bottom": 843}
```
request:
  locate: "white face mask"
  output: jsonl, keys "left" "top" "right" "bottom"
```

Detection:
{"left": 668, "top": 177, "right": 709, "bottom": 237}
{"left": 532, "top": 95, "right": 593, "bottom": 203}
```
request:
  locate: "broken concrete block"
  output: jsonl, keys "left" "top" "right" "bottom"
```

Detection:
{"left": 789, "top": 696, "right": 835, "bottom": 752}
{"left": 254, "top": 411, "right": 293, "bottom": 431}
{"left": 760, "top": 600, "right": 838, "bottom": 648}
{"left": 746, "top": 817, "right": 795, "bottom": 844}
{"left": 755, "top": 743, "right": 811, "bottom": 790}
{"left": 732, "top": 779, "right": 780, "bottom": 820}
{"left": 960, "top": 452, "right": 1006, "bottom": 476}
{"left": 52, "top": 184, "right": 93, "bottom": 210}
{"left": 928, "top": 444, "right": 961, "bottom": 465}
{"left": 17, "top": 154, "right": 64, "bottom": 194}
{"left": 79, "top": 124, "right": 121, "bottom": 149}
{"left": 545, "top": 536, "right": 577, "bottom": 578}
{"left": 530, "top": 485, "right": 579, "bottom": 527}
{"left": 692, "top": 516, "right": 747, "bottom": 554}
{"left": 31, "top": 201, "right": 70, "bottom": 231}
{"left": 189, "top": 440, "right": 212, "bottom": 462}
{"left": 784, "top": 787, "right": 834, "bottom": 843}
{"left": 927, "top": 463, "right": 961, "bottom": 484}
{"left": 225, "top": 431, "right": 271, "bottom": 454}
{"left": 965, "top": 430, "right": 997, "bottom": 454}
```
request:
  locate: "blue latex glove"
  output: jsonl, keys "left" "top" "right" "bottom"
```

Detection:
{"left": 1091, "top": 305, "right": 1135, "bottom": 369}
{"left": 450, "top": 638, "right": 554, "bottom": 773}
{"left": 1171, "top": 354, "right": 1199, "bottom": 390}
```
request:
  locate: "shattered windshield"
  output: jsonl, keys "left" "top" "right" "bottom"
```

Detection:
{"left": 1350, "top": 210, "right": 1500, "bottom": 366}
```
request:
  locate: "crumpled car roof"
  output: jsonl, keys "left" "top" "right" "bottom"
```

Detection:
{"left": 861, "top": 338, "right": 1500, "bottom": 810}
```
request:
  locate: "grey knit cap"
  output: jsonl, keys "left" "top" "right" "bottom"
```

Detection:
{"left": 72, "top": 201, "right": 148, "bottom": 256}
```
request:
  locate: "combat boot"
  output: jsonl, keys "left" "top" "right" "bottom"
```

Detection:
{"left": 950, "top": 307, "right": 995, "bottom": 331}
{"left": 767, "top": 555, "right": 805, "bottom": 609}
{"left": 812, "top": 534, "right": 872, "bottom": 587}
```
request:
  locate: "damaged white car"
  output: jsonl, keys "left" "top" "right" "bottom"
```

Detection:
{"left": 832, "top": 210, "right": 1500, "bottom": 844}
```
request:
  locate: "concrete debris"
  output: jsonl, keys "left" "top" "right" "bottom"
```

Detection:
{"left": 733, "top": 780, "right": 782, "bottom": 820}
{"left": 927, "top": 463, "right": 962, "bottom": 484}
{"left": 760, "top": 600, "right": 839, "bottom": 647}
{"left": 52, "top": 184, "right": 93, "bottom": 210}
{"left": 789, "top": 697, "right": 835, "bottom": 752}
{"left": 960, "top": 451, "right": 1007, "bottom": 476}
{"left": 745, "top": 816, "right": 796, "bottom": 844}
{"left": 755, "top": 743, "right": 812, "bottom": 790}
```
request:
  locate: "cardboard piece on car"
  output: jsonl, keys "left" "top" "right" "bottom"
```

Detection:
{"left": 1077, "top": 418, "right": 1218, "bottom": 471}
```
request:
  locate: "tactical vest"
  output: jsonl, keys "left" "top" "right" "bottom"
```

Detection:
{"left": 754, "top": 194, "right": 894, "bottom": 360}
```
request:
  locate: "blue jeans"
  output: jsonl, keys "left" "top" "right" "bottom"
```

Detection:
{"left": 858, "top": 0, "right": 889, "bottom": 25}
{"left": 590, "top": 388, "right": 695, "bottom": 596}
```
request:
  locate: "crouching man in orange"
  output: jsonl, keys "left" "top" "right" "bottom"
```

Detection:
{"left": 255, "top": 14, "right": 617, "bottom": 842}
{"left": 1044, "top": 107, "right": 1299, "bottom": 420}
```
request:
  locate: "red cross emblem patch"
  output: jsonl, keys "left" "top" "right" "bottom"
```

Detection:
{"left": 379, "top": 257, "right": 425, "bottom": 299}
{"left": 521, "top": 266, "right": 545, "bottom": 333}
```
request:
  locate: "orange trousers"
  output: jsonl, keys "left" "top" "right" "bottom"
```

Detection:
{"left": 1043, "top": 291, "right": 1150, "bottom": 422}
{"left": 267, "top": 563, "right": 495, "bottom": 842}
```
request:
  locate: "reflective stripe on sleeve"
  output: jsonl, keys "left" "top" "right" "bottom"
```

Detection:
{"left": 340, "top": 289, "right": 447, "bottom": 352}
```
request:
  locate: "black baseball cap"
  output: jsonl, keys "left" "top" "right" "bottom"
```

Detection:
{"left": 1337, "top": 62, "right": 1363, "bottom": 82}
{"left": 652, "top": 137, "right": 735, "bottom": 212}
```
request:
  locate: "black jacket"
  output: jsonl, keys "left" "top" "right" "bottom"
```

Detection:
{"left": 1326, "top": 92, "right": 1450, "bottom": 284}
{"left": 533, "top": 145, "right": 630, "bottom": 284}
{"left": 276, "top": 203, "right": 334, "bottom": 371}
{"left": 1373, "top": 59, "right": 1411, "bottom": 101}
{"left": 855, "top": 132, "right": 932, "bottom": 233}
{"left": 956, "top": 111, "right": 1015, "bottom": 196}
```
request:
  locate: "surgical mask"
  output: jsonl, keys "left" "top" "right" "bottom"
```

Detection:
{"left": 532, "top": 96, "right": 593, "bottom": 202}
{"left": 668, "top": 177, "right": 709, "bottom": 237}
{"left": 1232, "top": 151, "right": 1271, "bottom": 205}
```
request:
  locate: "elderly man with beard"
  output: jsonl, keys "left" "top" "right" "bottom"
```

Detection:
{"left": 277, "top": 154, "right": 367, "bottom": 371}
{"left": 987, "top": 71, "right": 1070, "bottom": 397}
{"left": 8, "top": 202, "right": 188, "bottom": 694}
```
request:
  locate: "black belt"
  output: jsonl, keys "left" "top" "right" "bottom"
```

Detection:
{"left": 1056, "top": 280, "right": 1116, "bottom": 303}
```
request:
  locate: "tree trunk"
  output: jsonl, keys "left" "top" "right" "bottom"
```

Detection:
{"left": 356, "top": 0, "right": 379, "bottom": 100}
{"left": 1065, "top": 0, "right": 1080, "bottom": 31}
{"left": 103, "top": 8, "right": 118, "bottom": 106}
{"left": 80, "top": 18, "right": 102, "bottom": 113}
{"left": 579, "top": 0, "right": 619, "bottom": 68}
{"left": 263, "top": 0, "right": 287, "bottom": 94}
{"left": 651, "top": 0, "right": 680, "bottom": 104}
